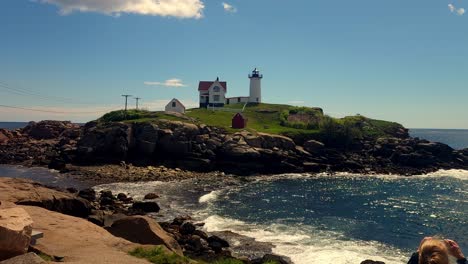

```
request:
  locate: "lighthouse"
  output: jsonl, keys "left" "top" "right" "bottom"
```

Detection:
{"left": 248, "top": 68, "right": 262, "bottom": 103}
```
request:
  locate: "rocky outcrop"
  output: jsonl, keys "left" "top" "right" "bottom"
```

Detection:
{"left": 0, "top": 253, "right": 46, "bottom": 264}
{"left": 0, "top": 178, "right": 92, "bottom": 218}
{"left": 18, "top": 205, "right": 149, "bottom": 264}
{"left": 106, "top": 216, "right": 183, "bottom": 255}
{"left": 2, "top": 118, "right": 467, "bottom": 176}
{"left": 0, "top": 208, "right": 33, "bottom": 261}
{"left": 22, "top": 120, "right": 80, "bottom": 140}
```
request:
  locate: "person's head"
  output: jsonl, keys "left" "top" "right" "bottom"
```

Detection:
{"left": 418, "top": 237, "right": 450, "bottom": 264}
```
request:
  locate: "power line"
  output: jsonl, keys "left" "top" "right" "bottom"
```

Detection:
{"left": 135, "top": 97, "right": 141, "bottom": 110}
{"left": 0, "top": 81, "right": 98, "bottom": 105}
{"left": 122, "top": 94, "right": 132, "bottom": 111}
{"left": 0, "top": 104, "right": 114, "bottom": 114}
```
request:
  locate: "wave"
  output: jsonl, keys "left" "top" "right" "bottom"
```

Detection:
{"left": 199, "top": 190, "right": 223, "bottom": 203}
{"left": 253, "top": 169, "right": 468, "bottom": 182}
{"left": 202, "top": 214, "right": 409, "bottom": 264}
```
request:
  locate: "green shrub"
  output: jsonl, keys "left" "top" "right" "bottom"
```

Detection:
{"left": 129, "top": 246, "right": 193, "bottom": 264}
{"left": 100, "top": 110, "right": 151, "bottom": 122}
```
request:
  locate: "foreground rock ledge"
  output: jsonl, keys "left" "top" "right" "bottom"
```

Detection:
{"left": 0, "top": 207, "right": 33, "bottom": 261}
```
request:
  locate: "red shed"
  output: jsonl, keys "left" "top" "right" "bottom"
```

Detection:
{"left": 232, "top": 113, "right": 247, "bottom": 129}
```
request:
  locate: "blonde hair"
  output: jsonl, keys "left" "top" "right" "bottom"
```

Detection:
{"left": 418, "top": 238, "right": 449, "bottom": 264}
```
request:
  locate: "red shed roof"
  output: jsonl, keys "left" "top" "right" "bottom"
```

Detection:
{"left": 198, "top": 81, "right": 227, "bottom": 91}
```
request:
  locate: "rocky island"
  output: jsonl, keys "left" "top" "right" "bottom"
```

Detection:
{"left": 1, "top": 103, "right": 467, "bottom": 264}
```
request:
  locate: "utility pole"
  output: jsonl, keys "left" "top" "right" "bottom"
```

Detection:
{"left": 135, "top": 97, "right": 141, "bottom": 110}
{"left": 122, "top": 94, "right": 132, "bottom": 111}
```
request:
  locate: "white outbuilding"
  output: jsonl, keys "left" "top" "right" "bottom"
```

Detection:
{"left": 165, "top": 98, "right": 186, "bottom": 114}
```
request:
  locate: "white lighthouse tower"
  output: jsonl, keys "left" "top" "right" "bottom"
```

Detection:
{"left": 248, "top": 68, "right": 262, "bottom": 103}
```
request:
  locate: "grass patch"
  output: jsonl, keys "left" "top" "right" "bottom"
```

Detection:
{"left": 129, "top": 246, "right": 193, "bottom": 264}
{"left": 98, "top": 103, "right": 406, "bottom": 147}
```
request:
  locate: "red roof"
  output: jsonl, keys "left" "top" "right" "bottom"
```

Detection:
{"left": 198, "top": 81, "right": 227, "bottom": 91}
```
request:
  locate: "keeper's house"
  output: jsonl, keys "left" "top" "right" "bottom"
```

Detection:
{"left": 198, "top": 77, "right": 227, "bottom": 108}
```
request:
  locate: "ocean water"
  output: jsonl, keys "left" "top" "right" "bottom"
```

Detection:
{"left": 0, "top": 122, "right": 29, "bottom": 129}
{"left": 410, "top": 129, "right": 468, "bottom": 150}
{"left": 95, "top": 170, "right": 468, "bottom": 264}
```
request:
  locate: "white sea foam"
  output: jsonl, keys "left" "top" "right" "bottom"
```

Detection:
{"left": 258, "top": 169, "right": 468, "bottom": 182}
{"left": 202, "top": 214, "right": 409, "bottom": 264}
{"left": 94, "top": 181, "right": 166, "bottom": 200}
{"left": 199, "top": 190, "right": 223, "bottom": 203}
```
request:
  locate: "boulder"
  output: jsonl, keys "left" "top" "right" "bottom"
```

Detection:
{"left": 361, "top": 260, "right": 385, "bottom": 264}
{"left": 207, "top": 235, "right": 229, "bottom": 253}
{"left": 131, "top": 201, "right": 160, "bottom": 213}
{"left": 144, "top": 193, "right": 159, "bottom": 200}
{"left": 0, "top": 207, "right": 33, "bottom": 261}
{"left": 0, "top": 253, "right": 46, "bottom": 264}
{"left": 106, "top": 216, "right": 183, "bottom": 255}
{"left": 258, "top": 133, "right": 296, "bottom": 150}
{"left": 179, "top": 222, "right": 196, "bottom": 235}
{"left": 0, "top": 130, "right": 11, "bottom": 144}
{"left": 303, "top": 140, "right": 325, "bottom": 154}
{"left": 0, "top": 178, "right": 92, "bottom": 218}
{"left": 415, "top": 142, "right": 453, "bottom": 160}
{"left": 78, "top": 188, "right": 96, "bottom": 202}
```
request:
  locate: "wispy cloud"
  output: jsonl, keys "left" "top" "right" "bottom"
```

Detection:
{"left": 35, "top": 0, "right": 205, "bottom": 19}
{"left": 448, "top": 3, "right": 465, "bottom": 16}
{"left": 0, "top": 99, "right": 199, "bottom": 123}
{"left": 222, "top": 2, "right": 237, "bottom": 13}
{"left": 144, "top": 79, "right": 188, "bottom": 87}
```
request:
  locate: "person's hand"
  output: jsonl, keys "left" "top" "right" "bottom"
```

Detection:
{"left": 444, "top": 239, "right": 465, "bottom": 260}
{"left": 418, "top": 237, "right": 433, "bottom": 252}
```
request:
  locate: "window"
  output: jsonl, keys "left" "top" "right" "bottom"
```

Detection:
{"left": 237, "top": 98, "right": 241, "bottom": 103}
{"left": 256, "top": 97, "right": 259, "bottom": 102}
{"left": 172, "top": 102, "right": 176, "bottom": 107}
{"left": 214, "top": 95, "right": 220, "bottom": 102}
{"left": 213, "top": 86, "right": 220, "bottom": 92}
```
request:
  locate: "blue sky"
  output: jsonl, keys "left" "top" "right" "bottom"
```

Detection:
{"left": 0, "top": 0, "right": 467, "bottom": 128}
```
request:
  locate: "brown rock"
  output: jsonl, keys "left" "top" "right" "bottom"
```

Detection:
{"left": 106, "top": 216, "right": 183, "bottom": 255}
{"left": 19, "top": 206, "right": 148, "bottom": 264}
{"left": 0, "top": 207, "right": 33, "bottom": 261}
{"left": 143, "top": 193, "right": 159, "bottom": 200}
{"left": 0, "top": 178, "right": 92, "bottom": 218}
{"left": 0, "top": 253, "right": 46, "bottom": 264}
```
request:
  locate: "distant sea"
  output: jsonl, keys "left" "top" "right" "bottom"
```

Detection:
{"left": 410, "top": 128, "right": 468, "bottom": 150}
{"left": 0, "top": 122, "right": 29, "bottom": 130}
{"left": 0, "top": 122, "right": 83, "bottom": 130}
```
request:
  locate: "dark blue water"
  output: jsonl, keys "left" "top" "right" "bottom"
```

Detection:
{"left": 95, "top": 170, "right": 468, "bottom": 264}
{"left": 0, "top": 122, "right": 28, "bottom": 129}
{"left": 410, "top": 129, "right": 468, "bottom": 150}
{"left": 202, "top": 172, "right": 468, "bottom": 263}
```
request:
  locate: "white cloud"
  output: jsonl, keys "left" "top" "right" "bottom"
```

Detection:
{"left": 144, "top": 78, "right": 188, "bottom": 87}
{"left": 448, "top": 4, "right": 456, "bottom": 12}
{"left": 448, "top": 3, "right": 465, "bottom": 16}
{"left": 35, "top": 0, "right": 205, "bottom": 19}
{"left": 222, "top": 2, "right": 237, "bottom": 13}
